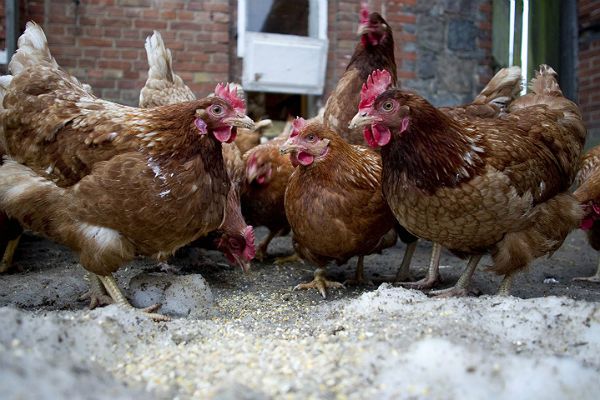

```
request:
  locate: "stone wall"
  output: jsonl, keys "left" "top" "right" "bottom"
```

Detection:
{"left": 323, "top": 0, "right": 493, "bottom": 107}
{"left": 578, "top": 0, "right": 600, "bottom": 143}
{"left": 399, "top": 0, "right": 493, "bottom": 106}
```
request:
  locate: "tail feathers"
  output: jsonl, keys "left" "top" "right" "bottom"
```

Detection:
{"left": 0, "top": 159, "right": 134, "bottom": 275}
{"left": 510, "top": 64, "right": 586, "bottom": 146}
{"left": 145, "top": 31, "right": 174, "bottom": 83}
{"left": 529, "top": 64, "right": 562, "bottom": 97}
{"left": 0, "top": 159, "right": 68, "bottom": 234}
{"left": 491, "top": 193, "right": 582, "bottom": 275}
{"left": 474, "top": 66, "right": 522, "bottom": 108}
{"left": 9, "top": 21, "right": 58, "bottom": 75}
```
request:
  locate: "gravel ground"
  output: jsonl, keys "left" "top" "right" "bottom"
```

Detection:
{"left": 0, "top": 228, "right": 599, "bottom": 399}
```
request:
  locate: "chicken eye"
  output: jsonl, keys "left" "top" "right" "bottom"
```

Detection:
{"left": 307, "top": 134, "right": 316, "bottom": 142}
{"left": 211, "top": 105, "right": 223, "bottom": 115}
{"left": 383, "top": 101, "right": 393, "bottom": 111}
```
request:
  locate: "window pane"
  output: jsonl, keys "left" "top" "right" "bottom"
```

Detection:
{"left": 246, "top": 0, "right": 309, "bottom": 36}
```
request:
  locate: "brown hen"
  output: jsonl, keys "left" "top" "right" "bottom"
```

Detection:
{"left": 350, "top": 66, "right": 586, "bottom": 296}
{"left": 241, "top": 131, "right": 295, "bottom": 261}
{"left": 280, "top": 118, "right": 398, "bottom": 297}
{"left": 0, "top": 22, "right": 254, "bottom": 318}
{"left": 138, "top": 31, "right": 255, "bottom": 271}
{"left": 573, "top": 145, "right": 600, "bottom": 283}
{"left": 322, "top": 3, "right": 396, "bottom": 143}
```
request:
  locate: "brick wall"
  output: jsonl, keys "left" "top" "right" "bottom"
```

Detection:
{"left": 6, "top": 0, "right": 491, "bottom": 108}
{"left": 579, "top": 0, "right": 600, "bottom": 143}
{"left": 17, "top": 0, "right": 230, "bottom": 106}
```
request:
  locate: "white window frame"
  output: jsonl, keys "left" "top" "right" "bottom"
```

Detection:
{"left": 237, "top": 0, "right": 328, "bottom": 57}
{"left": 237, "top": 0, "right": 329, "bottom": 95}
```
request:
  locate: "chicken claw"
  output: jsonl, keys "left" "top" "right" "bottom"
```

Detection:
{"left": 572, "top": 259, "right": 600, "bottom": 283}
{"left": 293, "top": 268, "right": 345, "bottom": 298}
{"left": 429, "top": 255, "right": 481, "bottom": 298}
{"left": 397, "top": 242, "right": 442, "bottom": 290}
{"left": 399, "top": 275, "right": 440, "bottom": 291}
{"left": 97, "top": 274, "right": 171, "bottom": 321}
{"left": 79, "top": 273, "right": 114, "bottom": 309}
{"left": 572, "top": 274, "right": 600, "bottom": 283}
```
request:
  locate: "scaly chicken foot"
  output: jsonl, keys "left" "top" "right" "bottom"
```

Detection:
{"left": 97, "top": 274, "right": 171, "bottom": 321}
{"left": 392, "top": 240, "right": 418, "bottom": 282}
{"left": 79, "top": 272, "right": 114, "bottom": 309}
{"left": 372, "top": 241, "right": 418, "bottom": 284}
{"left": 429, "top": 255, "right": 482, "bottom": 297}
{"left": 397, "top": 242, "right": 442, "bottom": 290}
{"left": 0, "top": 235, "right": 21, "bottom": 273}
{"left": 572, "top": 258, "right": 600, "bottom": 283}
{"left": 497, "top": 272, "right": 515, "bottom": 296}
{"left": 293, "top": 268, "right": 345, "bottom": 299}
{"left": 344, "top": 256, "right": 374, "bottom": 286}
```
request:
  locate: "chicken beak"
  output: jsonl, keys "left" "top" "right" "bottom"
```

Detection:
{"left": 279, "top": 139, "right": 298, "bottom": 155}
{"left": 224, "top": 114, "right": 255, "bottom": 130}
{"left": 235, "top": 255, "right": 251, "bottom": 273}
{"left": 349, "top": 112, "right": 375, "bottom": 129}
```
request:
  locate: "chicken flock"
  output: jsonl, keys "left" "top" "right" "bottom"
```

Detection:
{"left": 0, "top": 2, "right": 596, "bottom": 320}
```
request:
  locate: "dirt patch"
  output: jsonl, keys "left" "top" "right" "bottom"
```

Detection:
{"left": 0, "top": 229, "right": 599, "bottom": 399}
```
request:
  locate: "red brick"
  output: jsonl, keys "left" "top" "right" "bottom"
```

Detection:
{"left": 115, "top": 39, "right": 143, "bottom": 48}
{"left": 79, "top": 37, "right": 113, "bottom": 47}
{"left": 169, "top": 21, "right": 205, "bottom": 31}
{"left": 134, "top": 20, "right": 167, "bottom": 30}
{"left": 98, "top": 60, "right": 132, "bottom": 70}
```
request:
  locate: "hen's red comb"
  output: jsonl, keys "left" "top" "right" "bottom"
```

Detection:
{"left": 358, "top": 69, "right": 393, "bottom": 112}
{"left": 214, "top": 82, "right": 246, "bottom": 113}
{"left": 290, "top": 117, "right": 307, "bottom": 138}
{"left": 360, "top": 1, "right": 369, "bottom": 24}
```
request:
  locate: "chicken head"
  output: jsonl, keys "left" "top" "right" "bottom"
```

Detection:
{"left": 279, "top": 117, "right": 331, "bottom": 167}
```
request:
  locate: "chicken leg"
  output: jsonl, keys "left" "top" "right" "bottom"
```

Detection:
{"left": 497, "top": 271, "right": 515, "bottom": 296}
{"left": 97, "top": 274, "right": 171, "bottom": 321}
{"left": 392, "top": 241, "right": 417, "bottom": 282}
{"left": 572, "top": 257, "right": 600, "bottom": 283}
{"left": 344, "top": 256, "right": 374, "bottom": 286}
{"left": 397, "top": 242, "right": 442, "bottom": 290}
{"left": 429, "top": 255, "right": 482, "bottom": 297}
{"left": 79, "top": 272, "right": 114, "bottom": 309}
{"left": 0, "top": 235, "right": 21, "bottom": 273}
{"left": 293, "top": 267, "right": 345, "bottom": 298}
